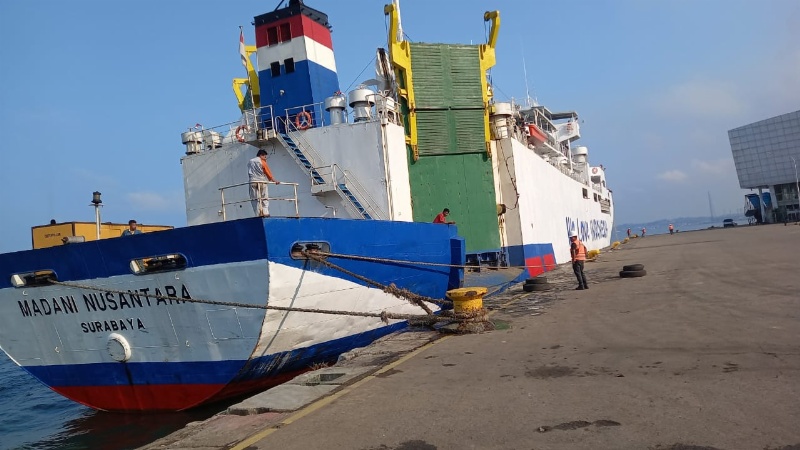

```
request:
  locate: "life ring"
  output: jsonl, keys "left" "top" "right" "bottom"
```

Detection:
{"left": 295, "top": 111, "right": 312, "bottom": 130}
{"left": 235, "top": 125, "right": 248, "bottom": 143}
{"left": 592, "top": 167, "right": 598, "bottom": 174}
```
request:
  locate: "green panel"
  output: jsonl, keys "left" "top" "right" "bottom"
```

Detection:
{"left": 409, "top": 153, "right": 500, "bottom": 252}
{"left": 417, "top": 110, "right": 485, "bottom": 156}
{"left": 410, "top": 44, "right": 484, "bottom": 110}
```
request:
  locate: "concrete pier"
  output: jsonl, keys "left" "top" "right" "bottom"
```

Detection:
{"left": 140, "top": 224, "right": 800, "bottom": 450}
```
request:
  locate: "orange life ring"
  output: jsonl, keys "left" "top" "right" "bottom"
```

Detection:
{"left": 592, "top": 167, "right": 598, "bottom": 174}
{"left": 235, "top": 125, "right": 247, "bottom": 143}
{"left": 295, "top": 111, "right": 312, "bottom": 130}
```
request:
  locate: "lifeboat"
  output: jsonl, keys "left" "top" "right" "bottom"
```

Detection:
{"left": 526, "top": 123, "right": 547, "bottom": 146}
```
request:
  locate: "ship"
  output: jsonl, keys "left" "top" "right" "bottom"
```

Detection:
{"left": 0, "top": 0, "right": 612, "bottom": 412}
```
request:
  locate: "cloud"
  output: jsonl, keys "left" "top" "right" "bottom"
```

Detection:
{"left": 127, "top": 191, "right": 182, "bottom": 212}
{"left": 657, "top": 170, "right": 688, "bottom": 182}
{"left": 649, "top": 79, "right": 745, "bottom": 118}
{"left": 691, "top": 158, "right": 732, "bottom": 175}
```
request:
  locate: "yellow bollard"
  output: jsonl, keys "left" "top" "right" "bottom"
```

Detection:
{"left": 611, "top": 241, "right": 620, "bottom": 249}
{"left": 587, "top": 249, "right": 601, "bottom": 259}
{"left": 446, "top": 287, "right": 487, "bottom": 314}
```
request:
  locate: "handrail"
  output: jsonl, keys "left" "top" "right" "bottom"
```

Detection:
{"left": 184, "top": 106, "right": 275, "bottom": 152}
{"left": 277, "top": 116, "right": 327, "bottom": 178}
{"left": 277, "top": 116, "right": 387, "bottom": 220}
{"left": 317, "top": 164, "right": 387, "bottom": 220}
{"left": 218, "top": 181, "right": 299, "bottom": 220}
{"left": 284, "top": 102, "right": 326, "bottom": 128}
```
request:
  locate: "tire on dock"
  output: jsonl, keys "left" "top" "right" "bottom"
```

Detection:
{"left": 523, "top": 283, "right": 552, "bottom": 292}
{"left": 619, "top": 269, "right": 647, "bottom": 278}
{"left": 622, "top": 264, "right": 644, "bottom": 272}
{"left": 524, "top": 277, "right": 549, "bottom": 285}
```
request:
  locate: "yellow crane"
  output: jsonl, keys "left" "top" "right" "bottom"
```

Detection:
{"left": 233, "top": 38, "right": 261, "bottom": 112}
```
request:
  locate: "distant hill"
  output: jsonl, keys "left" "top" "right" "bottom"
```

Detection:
{"left": 617, "top": 214, "right": 749, "bottom": 237}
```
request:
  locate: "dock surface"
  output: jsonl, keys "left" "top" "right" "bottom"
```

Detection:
{"left": 141, "top": 225, "right": 800, "bottom": 450}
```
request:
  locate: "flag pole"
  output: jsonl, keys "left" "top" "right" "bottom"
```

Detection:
{"left": 239, "top": 26, "right": 256, "bottom": 113}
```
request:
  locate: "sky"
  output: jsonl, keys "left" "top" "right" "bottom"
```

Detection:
{"left": 0, "top": 0, "right": 798, "bottom": 253}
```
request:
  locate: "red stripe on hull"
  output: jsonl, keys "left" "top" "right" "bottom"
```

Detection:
{"left": 543, "top": 253, "right": 557, "bottom": 271}
{"left": 255, "top": 14, "right": 333, "bottom": 50}
{"left": 52, "top": 368, "right": 310, "bottom": 412}
{"left": 526, "top": 253, "right": 556, "bottom": 277}
{"left": 53, "top": 384, "right": 225, "bottom": 412}
{"left": 525, "top": 256, "right": 544, "bottom": 277}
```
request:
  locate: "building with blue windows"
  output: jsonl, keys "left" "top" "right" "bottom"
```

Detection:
{"left": 728, "top": 110, "right": 800, "bottom": 223}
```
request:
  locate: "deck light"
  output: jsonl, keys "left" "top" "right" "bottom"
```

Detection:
{"left": 91, "top": 191, "right": 102, "bottom": 240}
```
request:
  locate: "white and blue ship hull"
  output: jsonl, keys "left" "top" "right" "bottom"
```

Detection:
{"left": 0, "top": 218, "right": 461, "bottom": 411}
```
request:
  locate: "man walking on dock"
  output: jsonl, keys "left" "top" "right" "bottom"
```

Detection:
{"left": 570, "top": 231, "right": 588, "bottom": 290}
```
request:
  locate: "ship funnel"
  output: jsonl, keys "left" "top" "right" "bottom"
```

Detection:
{"left": 348, "top": 86, "right": 375, "bottom": 122}
{"left": 325, "top": 94, "right": 347, "bottom": 125}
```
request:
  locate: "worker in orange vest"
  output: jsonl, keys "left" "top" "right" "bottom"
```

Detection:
{"left": 570, "top": 231, "right": 588, "bottom": 290}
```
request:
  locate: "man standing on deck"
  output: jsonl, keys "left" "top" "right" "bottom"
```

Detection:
{"left": 669, "top": 223, "right": 674, "bottom": 235}
{"left": 570, "top": 231, "right": 588, "bottom": 290}
{"left": 121, "top": 220, "right": 142, "bottom": 236}
{"left": 248, "top": 149, "right": 279, "bottom": 217}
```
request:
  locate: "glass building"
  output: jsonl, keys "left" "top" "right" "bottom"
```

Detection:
{"left": 728, "top": 110, "right": 800, "bottom": 223}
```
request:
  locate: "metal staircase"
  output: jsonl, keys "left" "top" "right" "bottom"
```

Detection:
{"left": 274, "top": 117, "right": 386, "bottom": 220}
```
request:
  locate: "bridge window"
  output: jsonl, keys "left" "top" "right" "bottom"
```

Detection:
{"left": 267, "top": 26, "right": 279, "bottom": 46}
{"left": 270, "top": 61, "right": 281, "bottom": 77}
{"left": 583, "top": 188, "right": 589, "bottom": 199}
{"left": 284, "top": 58, "right": 295, "bottom": 74}
{"left": 279, "top": 23, "right": 291, "bottom": 42}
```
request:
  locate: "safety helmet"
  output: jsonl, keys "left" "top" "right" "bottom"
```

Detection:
{"left": 569, "top": 231, "right": 578, "bottom": 238}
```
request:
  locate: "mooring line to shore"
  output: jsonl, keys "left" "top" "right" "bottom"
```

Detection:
{"left": 312, "top": 249, "right": 561, "bottom": 272}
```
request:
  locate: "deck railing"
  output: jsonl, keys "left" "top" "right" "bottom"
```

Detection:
{"left": 218, "top": 181, "right": 299, "bottom": 220}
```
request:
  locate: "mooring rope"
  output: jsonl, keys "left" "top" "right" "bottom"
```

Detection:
{"left": 301, "top": 250, "right": 443, "bottom": 314}
{"left": 309, "top": 249, "right": 556, "bottom": 272}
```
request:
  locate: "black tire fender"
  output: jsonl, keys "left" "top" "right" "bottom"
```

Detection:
{"left": 622, "top": 264, "right": 644, "bottom": 272}
{"left": 525, "top": 277, "right": 549, "bottom": 285}
{"left": 523, "top": 283, "right": 552, "bottom": 292}
{"left": 619, "top": 269, "right": 647, "bottom": 278}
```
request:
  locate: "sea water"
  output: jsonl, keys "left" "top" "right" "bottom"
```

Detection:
{"left": 0, "top": 352, "right": 226, "bottom": 450}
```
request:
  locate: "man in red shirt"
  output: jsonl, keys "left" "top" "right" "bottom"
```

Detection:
{"left": 433, "top": 208, "right": 455, "bottom": 224}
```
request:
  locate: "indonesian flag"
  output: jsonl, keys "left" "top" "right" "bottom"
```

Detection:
{"left": 239, "top": 28, "right": 247, "bottom": 67}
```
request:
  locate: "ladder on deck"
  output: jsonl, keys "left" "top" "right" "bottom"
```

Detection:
{"left": 275, "top": 117, "right": 382, "bottom": 220}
